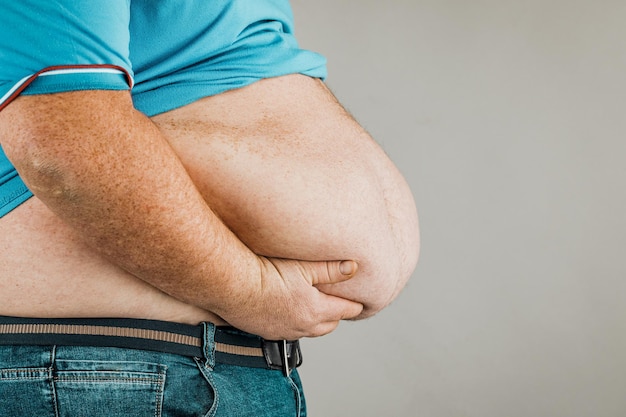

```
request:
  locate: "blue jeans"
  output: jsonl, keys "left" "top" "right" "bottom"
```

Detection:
{"left": 0, "top": 321, "right": 306, "bottom": 416}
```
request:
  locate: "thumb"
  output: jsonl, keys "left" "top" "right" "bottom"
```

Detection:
{"left": 311, "top": 260, "right": 358, "bottom": 286}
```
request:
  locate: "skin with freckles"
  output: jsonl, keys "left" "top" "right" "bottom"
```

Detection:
{"left": 0, "top": 74, "right": 418, "bottom": 339}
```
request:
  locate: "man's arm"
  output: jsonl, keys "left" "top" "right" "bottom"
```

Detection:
{"left": 0, "top": 89, "right": 363, "bottom": 340}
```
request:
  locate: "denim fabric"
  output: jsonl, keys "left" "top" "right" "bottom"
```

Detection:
{"left": 0, "top": 325, "right": 306, "bottom": 416}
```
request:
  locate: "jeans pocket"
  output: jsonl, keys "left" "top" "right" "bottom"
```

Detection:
{"left": 53, "top": 360, "right": 167, "bottom": 417}
{"left": 0, "top": 366, "right": 55, "bottom": 416}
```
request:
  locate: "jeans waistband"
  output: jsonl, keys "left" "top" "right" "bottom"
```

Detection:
{"left": 0, "top": 316, "right": 302, "bottom": 375}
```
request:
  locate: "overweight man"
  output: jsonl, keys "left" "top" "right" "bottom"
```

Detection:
{"left": 0, "top": 1, "right": 419, "bottom": 416}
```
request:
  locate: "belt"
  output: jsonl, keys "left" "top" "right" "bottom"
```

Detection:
{"left": 0, "top": 316, "right": 302, "bottom": 376}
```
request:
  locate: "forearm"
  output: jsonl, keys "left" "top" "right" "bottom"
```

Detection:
{"left": 0, "top": 91, "right": 259, "bottom": 318}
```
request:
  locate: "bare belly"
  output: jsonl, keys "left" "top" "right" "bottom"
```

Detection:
{"left": 0, "top": 198, "right": 224, "bottom": 325}
{"left": 0, "top": 75, "right": 417, "bottom": 323}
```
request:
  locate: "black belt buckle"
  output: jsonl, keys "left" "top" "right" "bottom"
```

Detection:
{"left": 262, "top": 340, "right": 302, "bottom": 376}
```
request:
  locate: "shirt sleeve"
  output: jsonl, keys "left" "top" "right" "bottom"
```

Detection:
{"left": 0, "top": 0, "right": 133, "bottom": 111}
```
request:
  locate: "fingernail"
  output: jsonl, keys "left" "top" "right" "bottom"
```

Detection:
{"left": 340, "top": 260, "right": 357, "bottom": 275}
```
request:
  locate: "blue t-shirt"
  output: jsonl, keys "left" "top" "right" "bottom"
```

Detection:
{"left": 0, "top": 0, "right": 327, "bottom": 216}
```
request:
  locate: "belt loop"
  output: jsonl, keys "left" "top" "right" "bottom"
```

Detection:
{"left": 201, "top": 322, "right": 216, "bottom": 369}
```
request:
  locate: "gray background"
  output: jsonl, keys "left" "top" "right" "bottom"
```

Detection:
{"left": 291, "top": 1, "right": 626, "bottom": 416}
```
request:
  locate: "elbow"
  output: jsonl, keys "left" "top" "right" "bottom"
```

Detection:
{"left": 3, "top": 139, "right": 79, "bottom": 204}
{"left": 20, "top": 160, "right": 66, "bottom": 198}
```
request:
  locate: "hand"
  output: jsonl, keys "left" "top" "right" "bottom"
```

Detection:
{"left": 221, "top": 257, "right": 364, "bottom": 340}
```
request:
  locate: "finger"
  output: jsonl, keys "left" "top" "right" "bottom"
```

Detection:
{"left": 274, "top": 296, "right": 363, "bottom": 340}
{"left": 307, "top": 298, "right": 364, "bottom": 338}
{"left": 306, "top": 320, "right": 341, "bottom": 338}
{"left": 320, "top": 292, "right": 364, "bottom": 321}
{"left": 310, "top": 260, "right": 359, "bottom": 286}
